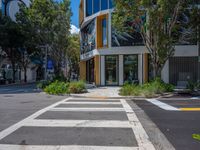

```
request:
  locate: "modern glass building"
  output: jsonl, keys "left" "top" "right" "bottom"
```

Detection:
{"left": 79, "top": 0, "right": 199, "bottom": 86}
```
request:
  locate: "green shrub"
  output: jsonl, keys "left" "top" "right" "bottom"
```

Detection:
{"left": 119, "top": 84, "right": 141, "bottom": 96}
{"left": 69, "top": 81, "right": 86, "bottom": 94}
{"left": 44, "top": 80, "right": 69, "bottom": 95}
{"left": 36, "top": 80, "right": 51, "bottom": 89}
{"left": 53, "top": 74, "right": 67, "bottom": 82}
{"left": 187, "top": 81, "right": 200, "bottom": 91}
{"left": 120, "top": 78, "right": 174, "bottom": 97}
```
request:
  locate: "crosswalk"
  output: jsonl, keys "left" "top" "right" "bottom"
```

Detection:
{"left": 0, "top": 97, "right": 155, "bottom": 150}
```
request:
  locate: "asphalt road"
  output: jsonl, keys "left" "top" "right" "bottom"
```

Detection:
{"left": 0, "top": 84, "right": 66, "bottom": 132}
{"left": 134, "top": 98, "right": 200, "bottom": 150}
{"left": 0, "top": 87, "right": 156, "bottom": 150}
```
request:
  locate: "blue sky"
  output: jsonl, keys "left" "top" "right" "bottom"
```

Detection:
{"left": 70, "top": 0, "right": 80, "bottom": 28}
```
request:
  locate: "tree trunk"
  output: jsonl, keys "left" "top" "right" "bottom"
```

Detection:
{"left": 152, "top": 63, "right": 162, "bottom": 79}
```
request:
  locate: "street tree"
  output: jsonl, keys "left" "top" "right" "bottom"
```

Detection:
{"left": 66, "top": 34, "right": 80, "bottom": 81}
{"left": 16, "top": 0, "right": 71, "bottom": 78}
{"left": 0, "top": 16, "right": 25, "bottom": 82}
{"left": 112, "top": 0, "right": 192, "bottom": 78}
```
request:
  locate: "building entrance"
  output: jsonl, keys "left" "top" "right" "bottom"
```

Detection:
{"left": 105, "top": 55, "right": 119, "bottom": 85}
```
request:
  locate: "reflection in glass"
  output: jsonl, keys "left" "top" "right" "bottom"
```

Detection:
{"left": 86, "top": 0, "right": 92, "bottom": 16}
{"left": 102, "top": 18, "right": 107, "bottom": 46}
{"left": 93, "top": 0, "right": 100, "bottom": 14}
{"left": 124, "top": 55, "right": 138, "bottom": 83}
{"left": 111, "top": 13, "right": 144, "bottom": 47}
{"left": 101, "top": 0, "right": 108, "bottom": 11}
{"left": 80, "top": 19, "right": 96, "bottom": 54}
{"left": 109, "top": 0, "right": 114, "bottom": 8}
{"left": 105, "top": 56, "right": 118, "bottom": 85}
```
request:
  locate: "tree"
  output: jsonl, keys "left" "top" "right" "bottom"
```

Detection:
{"left": 190, "top": 3, "right": 200, "bottom": 81}
{"left": 16, "top": 0, "right": 71, "bottom": 79}
{"left": 66, "top": 34, "right": 80, "bottom": 81}
{"left": 112, "top": 0, "right": 192, "bottom": 78}
{"left": 0, "top": 16, "right": 25, "bottom": 82}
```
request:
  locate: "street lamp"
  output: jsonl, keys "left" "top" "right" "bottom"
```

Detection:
{"left": 2, "top": 0, "right": 25, "bottom": 16}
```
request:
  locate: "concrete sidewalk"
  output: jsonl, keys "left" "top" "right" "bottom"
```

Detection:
{"left": 71, "top": 86, "right": 122, "bottom": 98}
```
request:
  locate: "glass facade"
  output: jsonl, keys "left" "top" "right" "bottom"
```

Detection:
{"left": 86, "top": 0, "right": 113, "bottom": 17}
{"left": 102, "top": 18, "right": 107, "bottom": 46}
{"left": 93, "top": 0, "right": 100, "bottom": 14}
{"left": 86, "top": 0, "right": 92, "bottom": 17}
{"left": 105, "top": 56, "right": 118, "bottom": 85}
{"left": 109, "top": 0, "right": 114, "bottom": 8}
{"left": 80, "top": 19, "right": 96, "bottom": 54}
{"left": 111, "top": 13, "right": 144, "bottom": 47}
{"left": 101, "top": 0, "right": 108, "bottom": 11}
{"left": 175, "top": 10, "right": 197, "bottom": 45}
{"left": 124, "top": 55, "right": 138, "bottom": 83}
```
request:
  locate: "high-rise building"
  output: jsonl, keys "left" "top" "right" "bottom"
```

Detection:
{"left": 1, "top": 0, "right": 30, "bottom": 21}
{"left": 79, "top": 0, "right": 199, "bottom": 86}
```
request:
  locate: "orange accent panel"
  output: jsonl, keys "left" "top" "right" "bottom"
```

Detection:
{"left": 79, "top": 61, "right": 86, "bottom": 81}
{"left": 96, "top": 14, "right": 108, "bottom": 49}
{"left": 79, "top": 0, "right": 84, "bottom": 27}
{"left": 94, "top": 56, "right": 100, "bottom": 85}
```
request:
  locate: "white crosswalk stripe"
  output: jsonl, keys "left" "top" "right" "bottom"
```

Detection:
{"left": 0, "top": 97, "right": 155, "bottom": 150}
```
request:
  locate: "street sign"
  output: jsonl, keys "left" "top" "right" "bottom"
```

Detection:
{"left": 47, "top": 59, "right": 54, "bottom": 70}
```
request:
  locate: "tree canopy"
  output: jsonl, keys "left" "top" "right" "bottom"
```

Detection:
{"left": 112, "top": 0, "right": 196, "bottom": 78}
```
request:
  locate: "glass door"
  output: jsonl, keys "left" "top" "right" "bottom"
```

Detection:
{"left": 105, "top": 56, "right": 118, "bottom": 85}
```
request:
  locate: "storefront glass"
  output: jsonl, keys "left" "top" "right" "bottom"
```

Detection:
{"left": 124, "top": 55, "right": 138, "bottom": 83}
{"left": 105, "top": 56, "right": 118, "bottom": 85}
{"left": 86, "top": 58, "right": 94, "bottom": 83}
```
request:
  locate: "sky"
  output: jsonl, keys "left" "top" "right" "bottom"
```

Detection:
{"left": 70, "top": 0, "right": 80, "bottom": 28}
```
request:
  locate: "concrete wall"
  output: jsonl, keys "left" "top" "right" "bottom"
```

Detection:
{"left": 161, "top": 45, "right": 198, "bottom": 83}
{"left": 174, "top": 45, "right": 198, "bottom": 57}
{"left": 119, "top": 55, "right": 123, "bottom": 85}
{"left": 161, "top": 60, "right": 169, "bottom": 83}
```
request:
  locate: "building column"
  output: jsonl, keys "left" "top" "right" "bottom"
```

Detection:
{"left": 138, "top": 54, "right": 143, "bottom": 84}
{"left": 119, "top": 55, "right": 124, "bottom": 85}
{"left": 100, "top": 56, "right": 105, "bottom": 85}
{"left": 94, "top": 55, "right": 100, "bottom": 85}
{"left": 79, "top": 61, "right": 86, "bottom": 81}
{"left": 161, "top": 60, "right": 169, "bottom": 83}
{"left": 143, "top": 53, "right": 148, "bottom": 83}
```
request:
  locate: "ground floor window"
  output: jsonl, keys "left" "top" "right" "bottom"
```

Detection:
{"left": 105, "top": 55, "right": 118, "bottom": 85}
{"left": 124, "top": 55, "right": 138, "bottom": 83}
